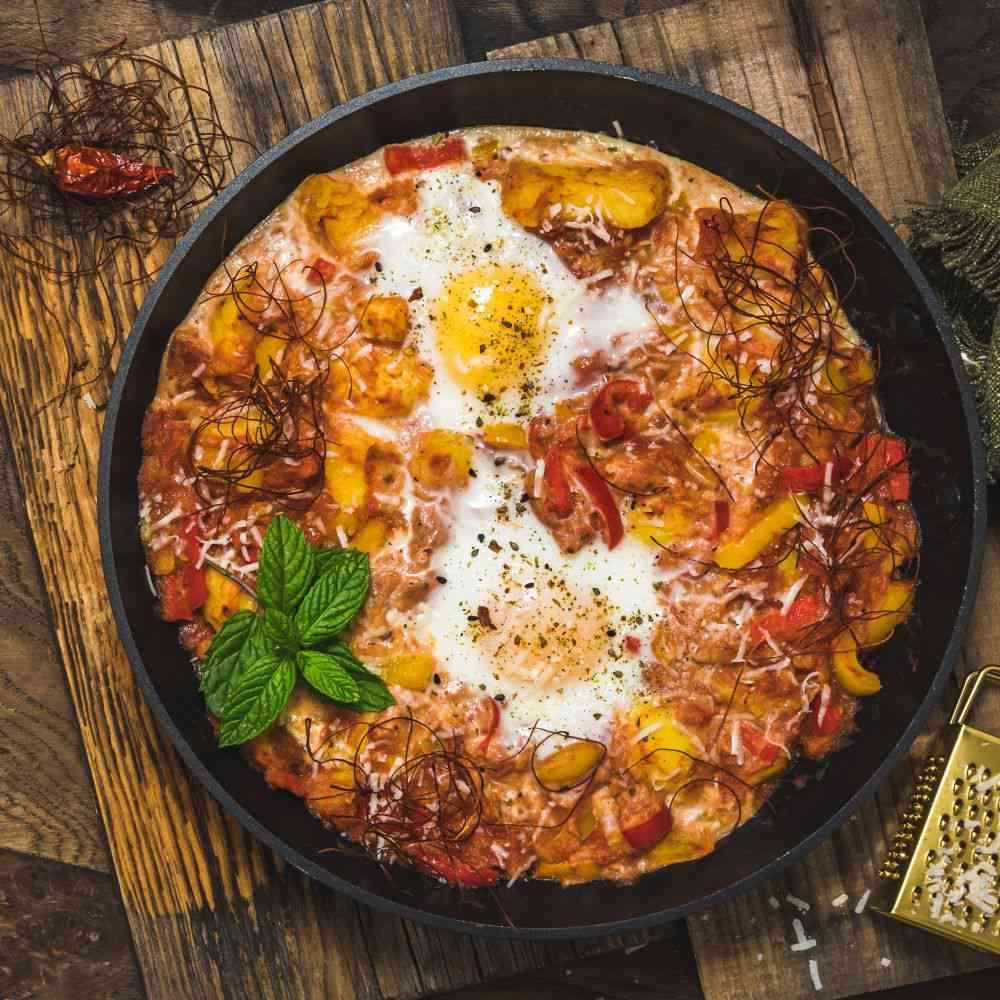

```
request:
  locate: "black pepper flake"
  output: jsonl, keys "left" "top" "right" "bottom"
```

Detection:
{"left": 433, "top": 673, "right": 441, "bottom": 685}
{"left": 494, "top": 456, "right": 506, "bottom": 467}
{"left": 436, "top": 575, "right": 447, "bottom": 584}
{"left": 495, "top": 692, "right": 506, "bottom": 702}
{"left": 484, "top": 242, "right": 493, "bottom": 252}
{"left": 477, "top": 533, "right": 485, "bottom": 543}
{"left": 482, "top": 392, "right": 496, "bottom": 403}
{"left": 488, "top": 540, "right": 502, "bottom": 553}
{"left": 471, "top": 547, "right": 479, "bottom": 557}
{"left": 592, "top": 587, "right": 601, "bottom": 596}
{"left": 475, "top": 416, "right": 484, "bottom": 427}
{"left": 606, "top": 629, "right": 617, "bottom": 638}
{"left": 409, "top": 287, "right": 423, "bottom": 302}
{"left": 469, "top": 468, "right": 478, "bottom": 478}
{"left": 374, "top": 261, "right": 383, "bottom": 272}
{"left": 524, "top": 582, "right": 534, "bottom": 589}
{"left": 509, "top": 541, "right": 519, "bottom": 551}
{"left": 470, "top": 205, "right": 481, "bottom": 213}
{"left": 479, "top": 343, "right": 486, "bottom": 354}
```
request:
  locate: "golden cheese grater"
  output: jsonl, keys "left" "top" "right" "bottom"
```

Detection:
{"left": 873, "top": 666, "right": 1000, "bottom": 953}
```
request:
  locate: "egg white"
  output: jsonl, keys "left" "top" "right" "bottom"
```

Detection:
{"left": 361, "top": 165, "right": 655, "bottom": 432}
{"left": 362, "top": 163, "right": 664, "bottom": 743}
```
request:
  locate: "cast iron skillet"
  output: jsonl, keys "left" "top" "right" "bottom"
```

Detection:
{"left": 99, "top": 60, "right": 987, "bottom": 939}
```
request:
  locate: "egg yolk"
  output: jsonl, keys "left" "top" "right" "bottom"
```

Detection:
{"left": 434, "top": 264, "right": 552, "bottom": 395}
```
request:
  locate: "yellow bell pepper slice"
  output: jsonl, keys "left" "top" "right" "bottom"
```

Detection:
{"left": 535, "top": 859, "right": 602, "bottom": 883}
{"left": 748, "top": 756, "right": 790, "bottom": 786}
{"left": 203, "top": 567, "right": 256, "bottom": 631}
{"left": 865, "top": 581, "right": 914, "bottom": 647}
{"left": 777, "top": 548, "right": 799, "bottom": 583}
{"left": 642, "top": 834, "right": 708, "bottom": 869}
{"left": 534, "top": 741, "right": 604, "bottom": 790}
{"left": 714, "top": 495, "right": 806, "bottom": 569}
{"left": 832, "top": 630, "right": 881, "bottom": 696}
{"left": 482, "top": 422, "right": 528, "bottom": 449}
{"left": 628, "top": 703, "right": 695, "bottom": 786}
{"left": 381, "top": 652, "right": 436, "bottom": 691}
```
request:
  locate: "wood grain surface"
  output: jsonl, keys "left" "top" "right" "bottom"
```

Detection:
{"left": 0, "top": 4, "right": 664, "bottom": 999}
{"left": 490, "top": 2, "right": 996, "bottom": 999}
{"left": 0, "top": 847, "right": 144, "bottom": 1000}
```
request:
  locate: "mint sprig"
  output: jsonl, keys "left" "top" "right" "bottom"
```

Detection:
{"left": 198, "top": 514, "right": 394, "bottom": 747}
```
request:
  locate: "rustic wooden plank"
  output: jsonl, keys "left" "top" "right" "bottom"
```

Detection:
{"left": 0, "top": 418, "right": 109, "bottom": 873}
{"left": 491, "top": 3, "right": 995, "bottom": 999}
{"left": 0, "top": 848, "right": 144, "bottom": 1000}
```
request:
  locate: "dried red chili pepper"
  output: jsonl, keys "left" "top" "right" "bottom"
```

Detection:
{"left": 48, "top": 144, "right": 173, "bottom": 198}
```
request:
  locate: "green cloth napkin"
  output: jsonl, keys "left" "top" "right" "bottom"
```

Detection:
{"left": 908, "top": 131, "right": 1000, "bottom": 478}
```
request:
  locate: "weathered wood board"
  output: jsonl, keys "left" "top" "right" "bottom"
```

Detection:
{"left": 492, "top": 1, "right": 999, "bottom": 999}
{"left": 0, "top": 3, "right": 668, "bottom": 998}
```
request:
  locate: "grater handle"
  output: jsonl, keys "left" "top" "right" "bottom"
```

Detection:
{"left": 950, "top": 665, "right": 1000, "bottom": 726}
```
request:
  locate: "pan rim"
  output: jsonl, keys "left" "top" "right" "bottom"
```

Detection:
{"left": 98, "top": 57, "right": 987, "bottom": 939}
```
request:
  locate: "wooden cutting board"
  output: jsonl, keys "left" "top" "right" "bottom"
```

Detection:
{"left": 0, "top": 3, "right": 666, "bottom": 998}
{"left": 493, "top": 1, "right": 1000, "bottom": 998}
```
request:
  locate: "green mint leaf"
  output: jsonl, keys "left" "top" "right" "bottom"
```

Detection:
{"left": 200, "top": 610, "right": 257, "bottom": 717}
{"left": 261, "top": 606, "right": 301, "bottom": 658}
{"left": 294, "top": 548, "right": 370, "bottom": 646}
{"left": 314, "top": 546, "right": 353, "bottom": 578}
{"left": 218, "top": 652, "right": 296, "bottom": 747}
{"left": 257, "top": 514, "right": 316, "bottom": 612}
{"left": 298, "top": 649, "right": 360, "bottom": 704}
{"left": 315, "top": 639, "right": 395, "bottom": 712}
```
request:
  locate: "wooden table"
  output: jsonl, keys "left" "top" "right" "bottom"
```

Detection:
{"left": 2, "top": 3, "right": 1000, "bottom": 999}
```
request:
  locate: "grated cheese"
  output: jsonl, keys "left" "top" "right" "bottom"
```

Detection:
{"left": 790, "top": 917, "right": 816, "bottom": 952}
{"left": 854, "top": 888, "right": 871, "bottom": 914}
{"left": 533, "top": 459, "right": 546, "bottom": 498}
{"left": 808, "top": 959, "right": 823, "bottom": 992}
{"left": 787, "top": 894, "right": 811, "bottom": 912}
{"left": 150, "top": 505, "right": 184, "bottom": 532}
{"left": 611, "top": 119, "right": 624, "bottom": 138}
{"left": 779, "top": 575, "right": 807, "bottom": 614}
{"left": 831, "top": 893, "right": 848, "bottom": 908}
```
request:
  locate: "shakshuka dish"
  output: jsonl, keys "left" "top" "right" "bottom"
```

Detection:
{"left": 139, "top": 127, "right": 917, "bottom": 887}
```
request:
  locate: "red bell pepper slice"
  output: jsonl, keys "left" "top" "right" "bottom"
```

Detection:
{"left": 855, "top": 433, "right": 909, "bottom": 501}
{"left": 161, "top": 515, "right": 207, "bottom": 622}
{"left": 740, "top": 722, "right": 780, "bottom": 765}
{"left": 709, "top": 499, "right": 730, "bottom": 540}
{"left": 542, "top": 446, "right": 572, "bottom": 514}
{"left": 408, "top": 846, "right": 499, "bottom": 887}
{"left": 751, "top": 593, "right": 824, "bottom": 643}
{"left": 806, "top": 691, "right": 843, "bottom": 737}
{"left": 572, "top": 463, "right": 624, "bottom": 549}
{"left": 780, "top": 457, "right": 854, "bottom": 492}
{"left": 622, "top": 806, "right": 673, "bottom": 851}
{"left": 305, "top": 257, "right": 337, "bottom": 284}
{"left": 474, "top": 697, "right": 501, "bottom": 753}
{"left": 384, "top": 137, "right": 467, "bottom": 175}
{"left": 589, "top": 379, "right": 649, "bottom": 442}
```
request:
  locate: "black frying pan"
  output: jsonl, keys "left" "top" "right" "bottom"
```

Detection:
{"left": 99, "top": 61, "right": 986, "bottom": 939}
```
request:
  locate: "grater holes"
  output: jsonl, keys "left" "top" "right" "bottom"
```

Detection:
{"left": 967, "top": 763, "right": 979, "bottom": 780}
{"left": 940, "top": 814, "right": 951, "bottom": 831}
{"left": 954, "top": 778, "right": 965, "bottom": 795}
{"left": 953, "top": 799, "right": 965, "bottom": 816}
